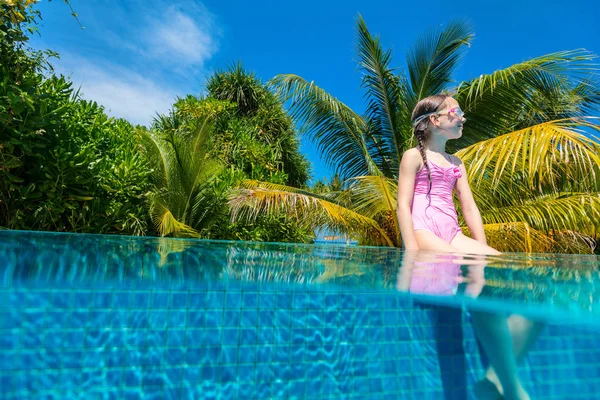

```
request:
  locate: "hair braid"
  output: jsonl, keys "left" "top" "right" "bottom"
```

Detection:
{"left": 411, "top": 94, "right": 449, "bottom": 195}
{"left": 414, "top": 128, "right": 432, "bottom": 194}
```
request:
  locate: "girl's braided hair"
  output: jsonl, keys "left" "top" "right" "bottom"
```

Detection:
{"left": 411, "top": 94, "right": 449, "bottom": 193}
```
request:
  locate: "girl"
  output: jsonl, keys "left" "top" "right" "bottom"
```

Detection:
{"left": 396, "top": 94, "right": 499, "bottom": 255}
{"left": 397, "top": 94, "right": 536, "bottom": 400}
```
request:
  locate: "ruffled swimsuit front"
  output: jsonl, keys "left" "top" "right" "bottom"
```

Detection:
{"left": 411, "top": 160, "right": 462, "bottom": 243}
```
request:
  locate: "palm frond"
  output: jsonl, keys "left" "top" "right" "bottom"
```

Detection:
{"left": 464, "top": 222, "right": 553, "bottom": 253}
{"left": 456, "top": 118, "right": 600, "bottom": 190}
{"left": 347, "top": 175, "right": 398, "bottom": 218}
{"left": 356, "top": 15, "right": 411, "bottom": 176}
{"left": 268, "top": 74, "right": 382, "bottom": 178}
{"left": 547, "top": 230, "right": 596, "bottom": 254}
{"left": 457, "top": 49, "right": 596, "bottom": 103}
{"left": 406, "top": 20, "right": 474, "bottom": 103}
{"left": 453, "top": 49, "right": 598, "bottom": 148}
{"left": 479, "top": 193, "right": 600, "bottom": 238}
{"left": 229, "top": 180, "right": 394, "bottom": 246}
{"left": 137, "top": 128, "right": 169, "bottom": 187}
{"left": 149, "top": 195, "right": 200, "bottom": 237}
{"left": 145, "top": 113, "right": 223, "bottom": 235}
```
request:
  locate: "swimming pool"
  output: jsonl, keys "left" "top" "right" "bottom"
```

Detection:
{"left": 1, "top": 230, "right": 598, "bottom": 399}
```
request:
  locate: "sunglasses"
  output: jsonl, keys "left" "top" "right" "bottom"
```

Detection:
{"left": 412, "top": 107, "right": 465, "bottom": 126}
{"left": 437, "top": 107, "right": 465, "bottom": 119}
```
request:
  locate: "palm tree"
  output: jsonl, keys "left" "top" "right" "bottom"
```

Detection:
{"left": 229, "top": 16, "right": 600, "bottom": 253}
{"left": 140, "top": 112, "right": 222, "bottom": 237}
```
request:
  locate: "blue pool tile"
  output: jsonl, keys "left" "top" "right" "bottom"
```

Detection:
{"left": 236, "top": 364, "right": 256, "bottom": 381}
{"left": 113, "top": 292, "right": 130, "bottom": 308}
{"left": 165, "top": 348, "right": 185, "bottom": 365}
{"left": 225, "top": 292, "right": 242, "bottom": 309}
{"left": 237, "top": 346, "right": 256, "bottom": 364}
{"left": 271, "top": 346, "right": 290, "bottom": 363}
{"left": 258, "top": 310, "right": 275, "bottom": 326}
{"left": 204, "top": 310, "right": 224, "bottom": 327}
{"left": 123, "top": 367, "right": 142, "bottom": 387}
{"left": 0, "top": 331, "right": 19, "bottom": 349}
{"left": 104, "top": 368, "right": 123, "bottom": 386}
{"left": 167, "top": 310, "right": 186, "bottom": 327}
{"left": 292, "top": 292, "right": 310, "bottom": 309}
{"left": 146, "top": 310, "right": 169, "bottom": 329}
{"left": 273, "top": 309, "right": 292, "bottom": 326}
{"left": 308, "top": 292, "right": 325, "bottom": 309}
{"left": 239, "top": 328, "right": 257, "bottom": 344}
{"left": 123, "top": 389, "right": 143, "bottom": 400}
{"left": 288, "top": 379, "right": 306, "bottom": 397}
{"left": 186, "top": 310, "right": 205, "bottom": 328}
{"left": 171, "top": 293, "right": 188, "bottom": 308}
{"left": 275, "top": 324, "right": 292, "bottom": 342}
{"left": 221, "top": 328, "right": 240, "bottom": 346}
{"left": 223, "top": 310, "right": 240, "bottom": 326}
{"left": 220, "top": 365, "right": 237, "bottom": 382}
{"left": 256, "top": 327, "right": 274, "bottom": 344}
{"left": 259, "top": 293, "right": 276, "bottom": 309}
{"left": 130, "top": 292, "right": 151, "bottom": 308}
{"left": 275, "top": 293, "right": 293, "bottom": 309}
{"left": 242, "top": 292, "right": 259, "bottom": 308}
{"left": 240, "top": 309, "right": 258, "bottom": 327}
{"left": 50, "top": 291, "right": 71, "bottom": 308}
{"left": 220, "top": 345, "right": 238, "bottom": 364}
{"left": 151, "top": 291, "right": 170, "bottom": 308}
{"left": 71, "top": 291, "right": 91, "bottom": 308}
{"left": 166, "top": 329, "right": 185, "bottom": 347}
{"left": 92, "top": 291, "right": 113, "bottom": 308}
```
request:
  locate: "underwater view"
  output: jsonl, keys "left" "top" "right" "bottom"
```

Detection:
{"left": 1, "top": 230, "right": 599, "bottom": 399}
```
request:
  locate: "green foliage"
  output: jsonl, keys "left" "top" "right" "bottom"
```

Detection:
{"left": 0, "top": 74, "right": 153, "bottom": 234}
{"left": 206, "top": 64, "right": 311, "bottom": 188}
{"left": 217, "top": 212, "right": 314, "bottom": 243}
{"left": 0, "top": 3, "right": 153, "bottom": 235}
{"left": 1, "top": 4, "right": 313, "bottom": 243}
{"left": 232, "top": 16, "right": 600, "bottom": 253}
{"left": 141, "top": 114, "right": 223, "bottom": 237}
{"left": 146, "top": 65, "right": 314, "bottom": 243}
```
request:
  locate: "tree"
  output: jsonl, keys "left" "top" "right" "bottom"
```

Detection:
{"left": 141, "top": 111, "right": 223, "bottom": 237}
{"left": 229, "top": 16, "right": 600, "bottom": 253}
{"left": 1, "top": 2, "right": 153, "bottom": 235}
{"left": 146, "top": 66, "right": 314, "bottom": 243}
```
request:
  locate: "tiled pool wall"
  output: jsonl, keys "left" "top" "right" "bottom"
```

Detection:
{"left": 1, "top": 283, "right": 599, "bottom": 400}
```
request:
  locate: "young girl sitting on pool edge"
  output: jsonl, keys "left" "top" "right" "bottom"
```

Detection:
{"left": 396, "top": 94, "right": 537, "bottom": 400}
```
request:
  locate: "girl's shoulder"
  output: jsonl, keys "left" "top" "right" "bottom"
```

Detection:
{"left": 402, "top": 147, "right": 423, "bottom": 160}
{"left": 401, "top": 148, "right": 424, "bottom": 170}
{"left": 447, "top": 153, "right": 465, "bottom": 169}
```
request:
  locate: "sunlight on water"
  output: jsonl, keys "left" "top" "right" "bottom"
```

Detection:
{"left": 1, "top": 230, "right": 598, "bottom": 322}
{"left": 1, "top": 230, "right": 599, "bottom": 399}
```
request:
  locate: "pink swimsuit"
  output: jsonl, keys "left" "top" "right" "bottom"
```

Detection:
{"left": 409, "top": 160, "right": 463, "bottom": 295}
{"left": 411, "top": 160, "right": 462, "bottom": 243}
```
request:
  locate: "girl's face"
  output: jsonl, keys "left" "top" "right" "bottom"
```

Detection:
{"left": 431, "top": 97, "right": 466, "bottom": 139}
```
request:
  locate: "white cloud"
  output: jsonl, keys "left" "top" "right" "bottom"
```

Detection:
{"left": 55, "top": 54, "right": 178, "bottom": 125}
{"left": 41, "top": 1, "right": 222, "bottom": 125}
{"left": 144, "top": 6, "right": 218, "bottom": 67}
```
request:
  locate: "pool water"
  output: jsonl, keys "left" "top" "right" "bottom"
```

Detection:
{"left": 0, "top": 230, "right": 599, "bottom": 399}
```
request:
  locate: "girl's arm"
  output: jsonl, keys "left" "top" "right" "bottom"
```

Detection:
{"left": 452, "top": 155, "right": 488, "bottom": 245}
{"left": 397, "top": 149, "right": 422, "bottom": 250}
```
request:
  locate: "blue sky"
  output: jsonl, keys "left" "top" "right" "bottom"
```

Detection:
{"left": 30, "top": 0, "right": 599, "bottom": 182}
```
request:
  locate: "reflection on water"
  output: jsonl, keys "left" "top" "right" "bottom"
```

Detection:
{"left": 1, "top": 230, "right": 599, "bottom": 321}
{"left": 397, "top": 251, "right": 546, "bottom": 400}
{"left": 1, "top": 230, "right": 600, "bottom": 399}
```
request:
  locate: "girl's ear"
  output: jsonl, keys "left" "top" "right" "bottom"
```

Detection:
{"left": 429, "top": 114, "right": 439, "bottom": 127}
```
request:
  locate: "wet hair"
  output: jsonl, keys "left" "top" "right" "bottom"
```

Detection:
{"left": 411, "top": 94, "right": 449, "bottom": 193}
